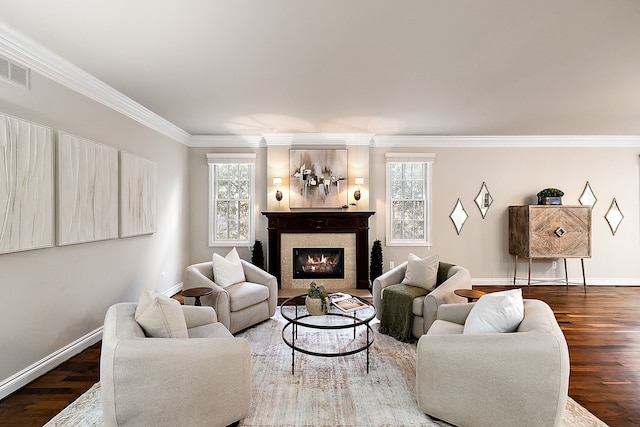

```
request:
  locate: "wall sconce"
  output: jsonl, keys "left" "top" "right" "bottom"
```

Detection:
{"left": 354, "top": 177, "right": 364, "bottom": 201}
{"left": 273, "top": 177, "right": 283, "bottom": 201}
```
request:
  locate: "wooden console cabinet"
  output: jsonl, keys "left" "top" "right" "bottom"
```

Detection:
{"left": 508, "top": 205, "right": 591, "bottom": 291}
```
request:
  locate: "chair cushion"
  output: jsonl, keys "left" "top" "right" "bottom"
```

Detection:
{"left": 226, "top": 281, "right": 270, "bottom": 312}
{"left": 463, "top": 288, "right": 524, "bottom": 334}
{"left": 134, "top": 288, "right": 188, "bottom": 338}
{"left": 212, "top": 247, "right": 246, "bottom": 287}
{"left": 401, "top": 253, "right": 439, "bottom": 291}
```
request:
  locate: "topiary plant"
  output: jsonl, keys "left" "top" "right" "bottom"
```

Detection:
{"left": 251, "top": 240, "right": 265, "bottom": 270}
{"left": 537, "top": 188, "right": 564, "bottom": 198}
{"left": 369, "top": 239, "right": 383, "bottom": 284}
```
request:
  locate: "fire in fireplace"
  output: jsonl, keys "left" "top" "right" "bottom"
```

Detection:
{"left": 293, "top": 248, "right": 344, "bottom": 279}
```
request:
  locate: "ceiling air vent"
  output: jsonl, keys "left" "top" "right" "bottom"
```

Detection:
{"left": 0, "top": 55, "right": 30, "bottom": 89}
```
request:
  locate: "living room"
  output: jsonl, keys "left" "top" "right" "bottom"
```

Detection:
{"left": 0, "top": 1, "right": 639, "bottom": 426}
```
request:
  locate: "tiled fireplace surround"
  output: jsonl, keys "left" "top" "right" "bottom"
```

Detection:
{"left": 262, "top": 212, "right": 375, "bottom": 290}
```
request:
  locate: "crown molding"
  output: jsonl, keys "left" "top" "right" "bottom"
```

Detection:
{"left": 0, "top": 21, "right": 191, "bottom": 145}
{"left": 372, "top": 135, "right": 640, "bottom": 148}
{"left": 263, "top": 133, "right": 374, "bottom": 147}
{"left": 189, "top": 135, "right": 263, "bottom": 148}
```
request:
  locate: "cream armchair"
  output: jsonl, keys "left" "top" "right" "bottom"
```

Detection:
{"left": 101, "top": 303, "right": 251, "bottom": 427}
{"left": 372, "top": 262, "right": 471, "bottom": 338}
{"left": 183, "top": 259, "right": 277, "bottom": 334}
{"left": 416, "top": 299, "right": 570, "bottom": 427}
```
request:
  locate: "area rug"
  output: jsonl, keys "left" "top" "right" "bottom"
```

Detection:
{"left": 45, "top": 308, "right": 607, "bottom": 427}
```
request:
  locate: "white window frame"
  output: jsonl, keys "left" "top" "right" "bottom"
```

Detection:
{"left": 207, "top": 153, "right": 256, "bottom": 247}
{"left": 385, "top": 153, "right": 435, "bottom": 247}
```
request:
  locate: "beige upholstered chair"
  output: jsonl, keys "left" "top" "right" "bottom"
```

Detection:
{"left": 372, "top": 262, "right": 471, "bottom": 338}
{"left": 183, "top": 259, "right": 277, "bottom": 334}
{"left": 101, "top": 302, "right": 251, "bottom": 427}
{"left": 416, "top": 299, "right": 570, "bottom": 427}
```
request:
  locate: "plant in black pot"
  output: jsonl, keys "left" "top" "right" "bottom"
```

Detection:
{"left": 369, "top": 239, "right": 383, "bottom": 285}
{"left": 251, "top": 240, "right": 265, "bottom": 270}
{"left": 537, "top": 188, "right": 564, "bottom": 205}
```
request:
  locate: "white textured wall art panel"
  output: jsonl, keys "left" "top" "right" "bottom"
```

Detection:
{"left": 57, "top": 132, "right": 119, "bottom": 245}
{"left": 119, "top": 151, "right": 157, "bottom": 237}
{"left": 0, "top": 113, "right": 53, "bottom": 254}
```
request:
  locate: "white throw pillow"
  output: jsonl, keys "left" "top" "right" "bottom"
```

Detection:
{"left": 463, "top": 288, "right": 524, "bottom": 334}
{"left": 212, "top": 247, "right": 246, "bottom": 288}
{"left": 401, "top": 253, "right": 439, "bottom": 291}
{"left": 135, "top": 287, "right": 188, "bottom": 338}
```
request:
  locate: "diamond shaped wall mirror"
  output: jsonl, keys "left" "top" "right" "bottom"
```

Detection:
{"left": 450, "top": 198, "right": 468, "bottom": 235}
{"left": 474, "top": 182, "right": 493, "bottom": 219}
{"left": 605, "top": 198, "right": 624, "bottom": 235}
{"left": 579, "top": 181, "right": 597, "bottom": 206}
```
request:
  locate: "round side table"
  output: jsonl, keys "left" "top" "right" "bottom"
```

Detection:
{"left": 182, "top": 287, "right": 213, "bottom": 306}
{"left": 454, "top": 288, "right": 486, "bottom": 303}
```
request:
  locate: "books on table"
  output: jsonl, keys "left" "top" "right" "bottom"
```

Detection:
{"left": 329, "top": 293, "right": 369, "bottom": 313}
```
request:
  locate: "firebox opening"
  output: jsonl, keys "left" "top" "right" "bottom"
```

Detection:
{"left": 293, "top": 248, "right": 344, "bottom": 280}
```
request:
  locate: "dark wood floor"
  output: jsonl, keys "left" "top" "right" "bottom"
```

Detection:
{"left": 0, "top": 286, "right": 638, "bottom": 426}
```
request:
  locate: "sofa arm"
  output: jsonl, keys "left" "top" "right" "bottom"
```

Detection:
{"left": 102, "top": 337, "right": 251, "bottom": 427}
{"left": 416, "top": 332, "right": 569, "bottom": 427}
{"left": 435, "top": 302, "right": 474, "bottom": 325}
{"left": 181, "top": 305, "right": 218, "bottom": 327}
{"left": 183, "top": 263, "right": 232, "bottom": 330}
{"left": 241, "top": 260, "right": 278, "bottom": 317}
{"left": 422, "top": 266, "right": 471, "bottom": 331}
{"left": 372, "top": 261, "right": 408, "bottom": 318}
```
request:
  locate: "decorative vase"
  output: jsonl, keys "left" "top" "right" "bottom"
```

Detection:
{"left": 538, "top": 196, "right": 563, "bottom": 205}
{"left": 305, "top": 296, "right": 329, "bottom": 316}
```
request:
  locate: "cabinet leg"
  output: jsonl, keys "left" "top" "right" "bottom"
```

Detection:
{"left": 581, "top": 258, "right": 587, "bottom": 293}
{"left": 513, "top": 255, "right": 518, "bottom": 286}
{"left": 563, "top": 258, "right": 569, "bottom": 288}
{"left": 527, "top": 258, "right": 532, "bottom": 290}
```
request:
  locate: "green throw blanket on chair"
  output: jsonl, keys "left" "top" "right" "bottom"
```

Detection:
{"left": 379, "top": 284, "right": 428, "bottom": 342}
{"left": 379, "top": 262, "right": 455, "bottom": 342}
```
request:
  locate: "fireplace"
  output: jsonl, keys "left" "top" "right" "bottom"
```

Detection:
{"left": 262, "top": 211, "right": 375, "bottom": 289}
{"left": 293, "top": 248, "right": 344, "bottom": 279}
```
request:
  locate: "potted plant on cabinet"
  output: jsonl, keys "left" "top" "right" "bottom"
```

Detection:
{"left": 537, "top": 188, "right": 564, "bottom": 205}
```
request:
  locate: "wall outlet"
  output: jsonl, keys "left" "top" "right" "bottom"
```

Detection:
{"left": 390, "top": 261, "right": 395, "bottom": 269}
{"left": 161, "top": 272, "right": 166, "bottom": 281}
{"left": 551, "top": 261, "right": 557, "bottom": 269}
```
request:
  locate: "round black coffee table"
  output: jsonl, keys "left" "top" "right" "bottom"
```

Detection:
{"left": 280, "top": 295, "right": 376, "bottom": 374}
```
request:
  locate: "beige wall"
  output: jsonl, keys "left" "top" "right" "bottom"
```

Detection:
{"left": 371, "top": 147, "right": 639, "bottom": 283}
{"left": 0, "top": 73, "right": 189, "bottom": 387}
{"left": 188, "top": 146, "right": 267, "bottom": 263}
{"left": 191, "top": 143, "right": 640, "bottom": 285}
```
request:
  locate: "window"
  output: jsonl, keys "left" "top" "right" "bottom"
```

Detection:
{"left": 385, "top": 153, "right": 435, "bottom": 246}
{"left": 207, "top": 153, "right": 256, "bottom": 246}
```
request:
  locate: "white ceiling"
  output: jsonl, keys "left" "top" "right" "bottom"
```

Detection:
{"left": 1, "top": 0, "right": 640, "bottom": 137}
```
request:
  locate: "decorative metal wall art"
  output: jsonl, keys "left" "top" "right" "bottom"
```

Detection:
{"left": 605, "top": 198, "right": 623, "bottom": 235}
{"left": 474, "top": 182, "right": 493, "bottom": 218}
{"left": 579, "top": 181, "right": 597, "bottom": 206}
{"left": 450, "top": 198, "right": 468, "bottom": 235}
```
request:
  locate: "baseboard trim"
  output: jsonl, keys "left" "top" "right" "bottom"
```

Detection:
{"left": 163, "top": 282, "right": 183, "bottom": 297}
{"left": 0, "top": 327, "right": 103, "bottom": 400}
{"left": 472, "top": 278, "right": 640, "bottom": 286}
